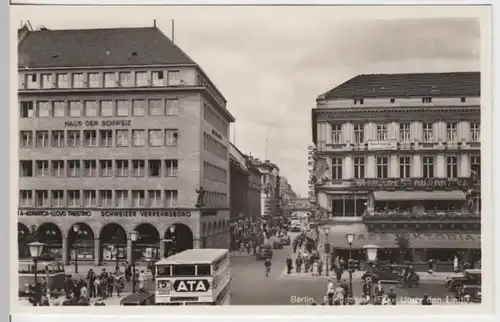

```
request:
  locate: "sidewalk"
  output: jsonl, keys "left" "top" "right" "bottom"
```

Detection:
{"left": 64, "top": 263, "right": 153, "bottom": 278}
{"left": 18, "top": 293, "right": 130, "bottom": 306}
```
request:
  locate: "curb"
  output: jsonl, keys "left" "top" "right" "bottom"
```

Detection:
{"left": 280, "top": 269, "right": 447, "bottom": 282}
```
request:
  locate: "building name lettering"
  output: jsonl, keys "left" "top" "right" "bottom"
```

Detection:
{"left": 18, "top": 210, "right": 91, "bottom": 217}
{"left": 355, "top": 232, "right": 480, "bottom": 242}
{"left": 64, "top": 120, "right": 132, "bottom": 127}
{"left": 101, "top": 210, "right": 192, "bottom": 218}
{"left": 351, "top": 178, "right": 474, "bottom": 190}
{"left": 307, "top": 145, "right": 316, "bottom": 203}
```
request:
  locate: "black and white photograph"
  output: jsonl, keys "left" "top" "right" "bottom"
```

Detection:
{"left": 12, "top": 3, "right": 492, "bottom": 310}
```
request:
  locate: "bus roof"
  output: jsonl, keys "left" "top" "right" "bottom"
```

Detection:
{"left": 155, "top": 248, "right": 229, "bottom": 265}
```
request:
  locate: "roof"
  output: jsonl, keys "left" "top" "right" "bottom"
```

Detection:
{"left": 154, "top": 248, "right": 228, "bottom": 265}
{"left": 18, "top": 27, "right": 195, "bottom": 68}
{"left": 319, "top": 72, "right": 480, "bottom": 100}
{"left": 373, "top": 190, "right": 466, "bottom": 201}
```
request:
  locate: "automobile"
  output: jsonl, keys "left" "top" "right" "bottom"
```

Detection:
{"left": 290, "top": 226, "right": 301, "bottom": 232}
{"left": 256, "top": 244, "right": 273, "bottom": 260}
{"left": 361, "top": 264, "right": 420, "bottom": 286}
{"left": 120, "top": 291, "right": 156, "bottom": 306}
{"left": 272, "top": 240, "right": 283, "bottom": 249}
{"left": 445, "top": 272, "right": 466, "bottom": 289}
{"left": 448, "top": 269, "right": 481, "bottom": 292}
{"left": 280, "top": 235, "right": 291, "bottom": 245}
{"left": 457, "top": 285, "right": 482, "bottom": 303}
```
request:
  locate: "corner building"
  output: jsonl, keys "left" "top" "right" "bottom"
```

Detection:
{"left": 311, "top": 72, "right": 481, "bottom": 270}
{"left": 17, "top": 25, "right": 234, "bottom": 265}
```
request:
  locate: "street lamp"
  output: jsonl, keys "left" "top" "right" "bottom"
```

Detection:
{"left": 345, "top": 233, "right": 355, "bottom": 297}
{"left": 111, "top": 229, "right": 123, "bottom": 272}
{"left": 363, "top": 244, "right": 380, "bottom": 304}
{"left": 130, "top": 230, "right": 138, "bottom": 293}
{"left": 323, "top": 226, "right": 331, "bottom": 277}
{"left": 28, "top": 241, "right": 45, "bottom": 306}
{"left": 73, "top": 224, "right": 80, "bottom": 274}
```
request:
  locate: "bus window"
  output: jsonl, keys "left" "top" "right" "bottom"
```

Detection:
{"left": 172, "top": 265, "right": 196, "bottom": 276}
{"left": 196, "top": 264, "right": 211, "bottom": 276}
{"left": 156, "top": 265, "right": 172, "bottom": 277}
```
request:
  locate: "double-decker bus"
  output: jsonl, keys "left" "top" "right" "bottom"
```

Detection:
{"left": 154, "top": 248, "right": 230, "bottom": 305}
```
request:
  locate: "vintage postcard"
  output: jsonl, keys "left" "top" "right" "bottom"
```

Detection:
{"left": 10, "top": 2, "right": 493, "bottom": 315}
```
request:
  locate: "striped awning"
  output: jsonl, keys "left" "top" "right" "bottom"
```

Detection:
{"left": 373, "top": 190, "right": 466, "bottom": 201}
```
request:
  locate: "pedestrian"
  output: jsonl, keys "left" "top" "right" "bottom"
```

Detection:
{"left": 138, "top": 270, "right": 146, "bottom": 292}
{"left": 80, "top": 282, "right": 88, "bottom": 300}
{"left": 107, "top": 273, "right": 114, "bottom": 297}
{"left": 125, "top": 262, "right": 132, "bottom": 282}
{"left": 362, "top": 280, "right": 370, "bottom": 298}
{"left": 63, "top": 275, "right": 73, "bottom": 298}
{"left": 453, "top": 255, "right": 459, "bottom": 273}
{"left": 115, "top": 273, "right": 124, "bottom": 297}
{"left": 317, "top": 257, "right": 323, "bottom": 276}
{"left": 99, "top": 269, "right": 108, "bottom": 299}
{"left": 387, "top": 287, "right": 397, "bottom": 305}
{"left": 428, "top": 259, "right": 434, "bottom": 275}
{"left": 303, "top": 252, "right": 310, "bottom": 273}
{"left": 94, "top": 276, "right": 101, "bottom": 298}
{"left": 312, "top": 260, "right": 318, "bottom": 277}
{"left": 326, "top": 278, "right": 335, "bottom": 305}
{"left": 421, "top": 294, "right": 432, "bottom": 305}
{"left": 87, "top": 269, "right": 96, "bottom": 298}
{"left": 286, "top": 255, "right": 293, "bottom": 274}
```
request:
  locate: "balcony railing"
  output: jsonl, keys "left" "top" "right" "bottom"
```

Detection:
{"left": 363, "top": 210, "right": 480, "bottom": 221}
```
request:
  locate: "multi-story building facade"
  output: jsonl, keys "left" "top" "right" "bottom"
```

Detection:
{"left": 229, "top": 143, "right": 249, "bottom": 221}
{"left": 247, "top": 163, "right": 262, "bottom": 220}
{"left": 17, "top": 25, "right": 234, "bottom": 265}
{"left": 278, "top": 176, "right": 297, "bottom": 210}
{"left": 311, "top": 72, "right": 481, "bottom": 269}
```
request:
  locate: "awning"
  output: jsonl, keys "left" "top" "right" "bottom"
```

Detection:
{"left": 373, "top": 190, "right": 466, "bottom": 201}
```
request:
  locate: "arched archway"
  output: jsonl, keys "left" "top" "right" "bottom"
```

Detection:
{"left": 67, "top": 223, "right": 95, "bottom": 263}
{"left": 37, "top": 223, "right": 63, "bottom": 259}
{"left": 100, "top": 223, "right": 127, "bottom": 268}
{"left": 134, "top": 223, "right": 160, "bottom": 262}
{"left": 164, "top": 223, "right": 193, "bottom": 257}
{"left": 18, "top": 223, "right": 31, "bottom": 258}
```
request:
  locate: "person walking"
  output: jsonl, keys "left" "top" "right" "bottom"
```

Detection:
{"left": 286, "top": 255, "right": 293, "bottom": 274}
{"left": 326, "top": 278, "right": 335, "bottom": 305}
{"left": 317, "top": 257, "right": 323, "bottom": 276}
{"left": 138, "top": 270, "right": 146, "bottom": 292}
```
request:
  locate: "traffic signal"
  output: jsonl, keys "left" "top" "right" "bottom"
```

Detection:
{"left": 27, "top": 284, "right": 36, "bottom": 306}
{"left": 324, "top": 243, "right": 330, "bottom": 254}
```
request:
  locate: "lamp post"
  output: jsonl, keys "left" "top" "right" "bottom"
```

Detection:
{"left": 130, "top": 230, "right": 138, "bottom": 293}
{"left": 28, "top": 241, "right": 45, "bottom": 306}
{"left": 111, "top": 229, "right": 123, "bottom": 272}
{"left": 363, "top": 244, "right": 380, "bottom": 304}
{"left": 323, "top": 226, "right": 331, "bottom": 277}
{"left": 72, "top": 224, "right": 80, "bottom": 274}
{"left": 345, "top": 233, "right": 355, "bottom": 297}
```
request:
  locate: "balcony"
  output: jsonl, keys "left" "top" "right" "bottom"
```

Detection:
{"left": 362, "top": 209, "right": 480, "bottom": 222}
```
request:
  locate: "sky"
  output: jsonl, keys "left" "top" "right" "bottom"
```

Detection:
{"left": 12, "top": 5, "right": 484, "bottom": 197}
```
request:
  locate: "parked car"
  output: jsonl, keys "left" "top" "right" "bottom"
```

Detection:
{"left": 362, "top": 264, "right": 420, "bottom": 286}
{"left": 272, "top": 240, "right": 283, "bottom": 249}
{"left": 448, "top": 269, "right": 481, "bottom": 292}
{"left": 459, "top": 285, "right": 482, "bottom": 303}
{"left": 445, "top": 272, "right": 466, "bottom": 289}
{"left": 256, "top": 244, "right": 273, "bottom": 260}
{"left": 280, "top": 235, "right": 291, "bottom": 245}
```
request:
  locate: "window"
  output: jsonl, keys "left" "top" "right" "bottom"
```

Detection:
{"left": 390, "top": 98, "right": 395, "bottom": 103}
{"left": 72, "top": 73, "right": 85, "bottom": 88}
{"left": 132, "top": 100, "right": 146, "bottom": 116}
{"left": 104, "top": 72, "right": 117, "bottom": 87}
{"left": 166, "top": 99, "right": 179, "bottom": 115}
{"left": 148, "top": 190, "right": 162, "bottom": 207}
{"left": 119, "top": 72, "right": 133, "bottom": 87}
{"left": 51, "top": 190, "right": 64, "bottom": 207}
{"left": 165, "top": 190, "right": 178, "bottom": 207}
{"left": 461, "top": 97, "right": 467, "bottom": 103}
{"left": 331, "top": 124, "right": 342, "bottom": 144}
{"left": 165, "top": 129, "right": 179, "bottom": 146}
{"left": 115, "top": 190, "right": 128, "bottom": 207}
{"left": 447, "top": 123, "right": 457, "bottom": 142}
{"left": 69, "top": 101, "right": 83, "bottom": 117}
{"left": 52, "top": 160, "right": 64, "bottom": 177}
{"left": 132, "top": 190, "right": 145, "bottom": 207}
{"left": 83, "top": 130, "right": 97, "bottom": 146}
{"left": 167, "top": 71, "right": 179, "bottom": 86}
{"left": 116, "top": 130, "right": 129, "bottom": 147}
{"left": 149, "top": 99, "right": 163, "bottom": 116}
{"left": 331, "top": 157, "right": 342, "bottom": 179}
{"left": 68, "top": 130, "right": 80, "bottom": 147}
{"left": 354, "top": 157, "right": 365, "bottom": 179}
{"left": 354, "top": 98, "right": 364, "bottom": 105}
{"left": 19, "top": 190, "right": 33, "bottom": 207}
{"left": 67, "top": 160, "right": 81, "bottom": 177}
{"left": 447, "top": 156, "right": 458, "bottom": 178}
{"left": 84, "top": 101, "right": 98, "bottom": 117}
{"left": 152, "top": 71, "right": 165, "bottom": 86}
{"left": 470, "top": 155, "right": 481, "bottom": 179}
{"left": 83, "top": 190, "right": 96, "bottom": 207}
{"left": 56, "top": 73, "right": 69, "bottom": 88}
{"left": 354, "top": 124, "right": 364, "bottom": 144}
{"left": 132, "top": 130, "right": 146, "bottom": 146}
{"left": 35, "top": 190, "right": 49, "bottom": 207}
{"left": 399, "top": 156, "right": 411, "bottom": 178}
{"left": 99, "top": 160, "right": 113, "bottom": 177}
{"left": 148, "top": 160, "right": 162, "bottom": 177}
{"left": 99, "top": 190, "right": 112, "bottom": 207}
{"left": 423, "top": 156, "right": 434, "bottom": 178}
{"left": 135, "top": 72, "right": 149, "bottom": 87}
{"left": 422, "top": 97, "right": 432, "bottom": 103}
{"left": 116, "top": 100, "right": 130, "bottom": 116}
{"left": 88, "top": 73, "right": 101, "bottom": 88}
{"left": 20, "top": 131, "right": 32, "bottom": 147}
{"left": 41, "top": 74, "right": 54, "bottom": 89}
{"left": 165, "top": 160, "right": 178, "bottom": 177}
{"left": 51, "top": 131, "right": 64, "bottom": 147}
{"left": 423, "top": 123, "right": 433, "bottom": 142}
{"left": 376, "top": 124, "right": 387, "bottom": 141}
{"left": 132, "top": 160, "right": 145, "bottom": 177}
{"left": 116, "top": 160, "right": 129, "bottom": 177}
{"left": 148, "top": 129, "right": 163, "bottom": 146}
{"left": 37, "top": 101, "right": 50, "bottom": 117}
{"left": 100, "top": 101, "right": 113, "bottom": 117}
{"left": 67, "top": 190, "right": 80, "bottom": 207}
{"left": 20, "top": 101, "right": 34, "bottom": 118}
{"left": 100, "top": 130, "right": 113, "bottom": 147}
{"left": 83, "top": 160, "right": 97, "bottom": 177}
{"left": 53, "top": 101, "right": 65, "bottom": 117}
{"left": 20, "top": 160, "right": 33, "bottom": 177}
{"left": 470, "top": 122, "right": 480, "bottom": 142}
{"left": 25, "top": 74, "right": 38, "bottom": 89}
{"left": 36, "top": 131, "right": 49, "bottom": 147}
{"left": 399, "top": 123, "right": 410, "bottom": 142}
{"left": 377, "top": 156, "right": 388, "bottom": 179}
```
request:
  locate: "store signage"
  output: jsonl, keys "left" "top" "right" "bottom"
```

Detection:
{"left": 367, "top": 140, "right": 397, "bottom": 151}
{"left": 351, "top": 178, "right": 473, "bottom": 190}
{"left": 307, "top": 144, "right": 316, "bottom": 204}
{"left": 354, "top": 232, "right": 480, "bottom": 242}
{"left": 64, "top": 120, "right": 132, "bottom": 127}
{"left": 18, "top": 210, "right": 91, "bottom": 217}
{"left": 101, "top": 210, "right": 192, "bottom": 218}
{"left": 173, "top": 279, "right": 210, "bottom": 292}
